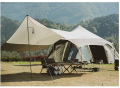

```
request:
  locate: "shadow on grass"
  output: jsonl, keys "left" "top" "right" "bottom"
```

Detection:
{"left": 1, "top": 70, "right": 5, "bottom": 71}
{"left": 108, "top": 70, "right": 119, "bottom": 71}
{"left": 1, "top": 72, "right": 85, "bottom": 82}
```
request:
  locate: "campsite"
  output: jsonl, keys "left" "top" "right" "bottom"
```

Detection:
{"left": 1, "top": 2, "right": 119, "bottom": 86}
{"left": 1, "top": 62, "right": 119, "bottom": 86}
{"left": 1, "top": 15, "right": 119, "bottom": 86}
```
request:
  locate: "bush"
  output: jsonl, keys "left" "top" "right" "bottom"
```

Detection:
{"left": 1, "top": 57, "right": 9, "bottom": 62}
{"left": 1, "top": 57, "right": 22, "bottom": 62}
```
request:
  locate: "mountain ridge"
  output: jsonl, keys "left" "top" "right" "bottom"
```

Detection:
{"left": 1, "top": 2, "right": 119, "bottom": 24}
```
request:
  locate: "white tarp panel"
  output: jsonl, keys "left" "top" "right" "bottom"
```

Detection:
{"left": 2, "top": 16, "right": 62, "bottom": 51}
{"left": 76, "top": 51, "right": 82, "bottom": 62}
{"left": 76, "top": 45, "right": 92, "bottom": 63}
{"left": 80, "top": 45, "right": 92, "bottom": 63}
{"left": 68, "top": 26, "right": 113, "bottom": 47}
{"left": 7, "top": 16, "right": 62, "bottom": 45}
{"left": 104, "top": 45, "right": 114, "bottom": 63}
{"left": 51, "top": 26, "right": 113, "bottom": 47}
{"left": 104, "top": 44, "right": 119, "bottom": 63}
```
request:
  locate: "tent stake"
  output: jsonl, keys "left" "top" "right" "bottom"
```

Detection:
{"left": 26, "top": 15, "right": 32, "bottom": 78}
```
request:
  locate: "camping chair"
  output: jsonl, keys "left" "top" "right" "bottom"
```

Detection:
{"left": 40, "top": 58, "right": 55, "bottom": 73}
{"left": 40, "top": 58, "right": 48, "bottom": 73}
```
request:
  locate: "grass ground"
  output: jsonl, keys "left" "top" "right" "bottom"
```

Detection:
{"left": 1, "top": 62, "right": 119, "bottom": 86}
{"left": 12, "top": 61, "right": 41, "bottom": 65}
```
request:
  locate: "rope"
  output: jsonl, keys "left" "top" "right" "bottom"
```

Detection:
{"left": 26, "top": 15, "right": 32, "bottom": 78}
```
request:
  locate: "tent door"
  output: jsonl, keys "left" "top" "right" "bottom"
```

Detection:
{"left": 89, "top": 45, "right": 108, "bottom": 63}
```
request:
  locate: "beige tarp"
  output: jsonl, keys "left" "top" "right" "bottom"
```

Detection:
{"left": 2, "top": 16, "right": 62, "bottom": 51}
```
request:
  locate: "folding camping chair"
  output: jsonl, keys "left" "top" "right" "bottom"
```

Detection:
{"left": 40, "top": 59, "right": 48, "bottom": 73}
{"left": 40, "top": 58, "right": 55, "bottom": 73}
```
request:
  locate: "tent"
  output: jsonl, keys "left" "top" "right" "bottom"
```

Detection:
{"left": 48, "top": 26, "right": 119, "bottom": 64}
{"left": 48, "top": 39, "right": 119, "bottom": 64}
{"left": 2, "top": 15, "right": 119, "bottom": 64}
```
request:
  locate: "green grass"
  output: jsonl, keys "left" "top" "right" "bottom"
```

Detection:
{"left": 82, "top": 64, "right": 114, "bottom": 68}
{"left": 11, "top": 62, "right": 114, "bottom": 67}
{"left": 12, "top": 61, "right": 41, "bottom": 65}
{"left": 90, "top": 63, "right": 114, "bottom": 66}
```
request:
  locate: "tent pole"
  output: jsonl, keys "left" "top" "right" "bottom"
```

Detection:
{"left": 26, "top": 15, "right": 32, "bottom": 78}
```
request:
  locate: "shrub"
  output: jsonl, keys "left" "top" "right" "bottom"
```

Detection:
{"left": 1, "top": 57, "right": 9, "bottom": 62}
{"left": 1, "top": 57, "right": 22, "bottom": 62}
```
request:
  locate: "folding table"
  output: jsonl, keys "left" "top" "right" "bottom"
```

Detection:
{"left": 49, "top": 62, "right": 83, "bottom": 74}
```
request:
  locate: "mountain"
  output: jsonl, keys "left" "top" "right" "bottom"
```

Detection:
{"left": 78, "top": 14, "right": 119, "bottom": 51}
{"left": 1, "top": 2, "right": 119, "bottom": 24}
{"left": 1, "top": 14, "right": 119, "bottom": 51}
{"left": 1, "top": 16, "right": 20, "bottom": 44}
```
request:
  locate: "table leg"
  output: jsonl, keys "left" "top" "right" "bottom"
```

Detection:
{"left": 63, "top": 65, "right": 71, "bottom": 73}
{"left": 70, "top": 65, "right": 77, "bottom": 73}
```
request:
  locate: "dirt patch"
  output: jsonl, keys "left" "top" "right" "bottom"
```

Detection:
{"left": 1, "top": 62, "right": 119, "bottom": 86}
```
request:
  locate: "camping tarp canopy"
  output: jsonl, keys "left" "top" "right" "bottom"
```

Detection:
{"left": 2, "top": 16, "right": 62, "bottom": 51}
{"left": 2, "top": 16, "right": 113, "bottom": 52}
